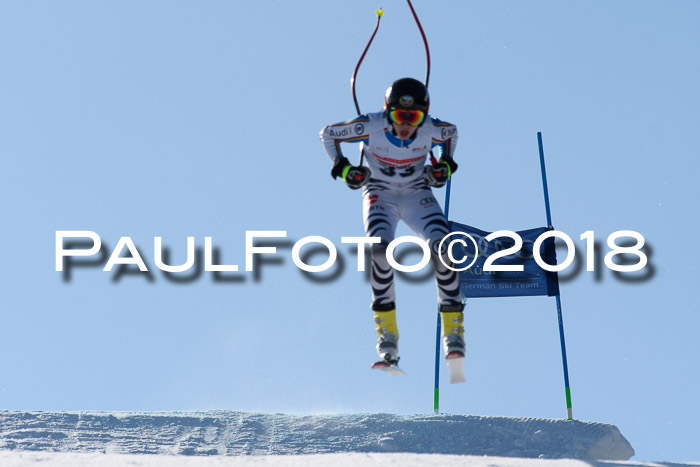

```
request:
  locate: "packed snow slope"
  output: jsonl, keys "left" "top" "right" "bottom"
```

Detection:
{"left": 0, "top": 411, "right": 635, "bottom": 461}
{"left": 4, "top": 452, "right": 700, "bottom": 467}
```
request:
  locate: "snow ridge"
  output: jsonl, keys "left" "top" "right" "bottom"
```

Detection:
{"left": 0, "top": 411, "right": 634, "bottom": 460}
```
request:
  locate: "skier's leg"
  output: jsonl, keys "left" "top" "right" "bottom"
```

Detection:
{"left": 402, "top": 190, "right": 465, "bottom": 357}
{"left": 363, "top": 188, "right": 400, "bottom": 362}
{"left": 363, "top": 188, "right": 400, "bottom": 309}
{"left": 401, "top": 191, "right": 462, "bottom": 306}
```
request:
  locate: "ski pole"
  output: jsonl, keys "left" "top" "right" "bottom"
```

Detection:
{"left": 404, "top": 0, "right": 445, "bottom": 413}
{"left": 351, "top": 9, "right": 384, "bottom": 167}
{"left": 406, "top": 0, "right": 430, "bottom": 87}
{"left": 406, "top": 0, "right": 438, "bottom": 167}
{"left": 433, "top": 175, "right": 454, "bottom": 414}
{"left": 350, "top": 7, "right": 384, "bottom": 115}
{"left": 351, "top": 8, "right": 383, "bottom": 116}
{"left": 405, "top": 0, "right": 444, "bottom": 413}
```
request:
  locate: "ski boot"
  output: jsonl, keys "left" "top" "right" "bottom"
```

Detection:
{"left": 440, "top": 303, "right": 466, "bottom": 383}
{"left": 371, "top": 303, "right": 405, "bottom": 375}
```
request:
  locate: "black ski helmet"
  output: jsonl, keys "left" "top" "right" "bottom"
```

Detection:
{"left": 384, "top": 77, "right": 430, "bottom": 117}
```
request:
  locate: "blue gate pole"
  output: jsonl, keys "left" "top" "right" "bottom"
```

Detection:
{"left": 537, "top": 132, "right": 573, "bottom": 420}
{"left": 434, "top": 178, "right": 454, "bottom": 413}
{"left": 434, "top": 311, "right": 442, "bottom": 413}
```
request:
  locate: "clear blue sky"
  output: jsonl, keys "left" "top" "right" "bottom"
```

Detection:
{"left": 1, "top": 0, "right": 698, "bottom": 462}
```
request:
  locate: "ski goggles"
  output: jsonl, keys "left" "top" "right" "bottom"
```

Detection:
{"left": 389, "top": 108, "right": 425, "bottom": 126}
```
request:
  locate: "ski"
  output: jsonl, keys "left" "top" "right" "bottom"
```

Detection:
{"left": 446, "top": 352, "right": 466, "bottom": 384}
{"left": 371, "top": 361, "right": 406, "bottom": 376}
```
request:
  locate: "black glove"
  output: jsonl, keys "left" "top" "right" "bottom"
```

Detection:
{"left": 423, "top": 155, "right": 458, "bottom": 187}
{"left": 331, "top": 156, "right": 371, "bottom": 190}
{"left": 423, "top": 164, "right": 449, "bottom": 187}
{"left": 344, "top": 165, "right": 371, "bottom": 189}
{"left": 439, "top": 155, "right": 458, "bottom": 174}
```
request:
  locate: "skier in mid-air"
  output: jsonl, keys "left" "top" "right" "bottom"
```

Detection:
{"left": 320, "top": 77, "right": 465, "bottom": 371}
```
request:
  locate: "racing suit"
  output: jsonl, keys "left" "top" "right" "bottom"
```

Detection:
{"left": 320, "top": 110, "right": 462, "bottom": 311}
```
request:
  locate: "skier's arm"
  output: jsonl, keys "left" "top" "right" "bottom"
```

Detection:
{"left": 320, "top": 116, "right": 371, "bottom": 188}
{"left": 429, "top": 118, "right": 459, "bottom": 176}
{"left": 319, "top": 116, "right": 370, "bottom": 162}
{"left": 423, "top": 118, "right": 459, "bottom": 187}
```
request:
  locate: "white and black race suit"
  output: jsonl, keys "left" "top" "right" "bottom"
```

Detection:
{"left": 320, "top": 110, "right": 462, "bottom": 309}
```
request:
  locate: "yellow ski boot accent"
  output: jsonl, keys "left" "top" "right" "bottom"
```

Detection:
{"left": 440, "top": 311, "right": 464, "bottom": 338}
{"left": 374, "top": 309, "right": 399, "bottom": 338}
